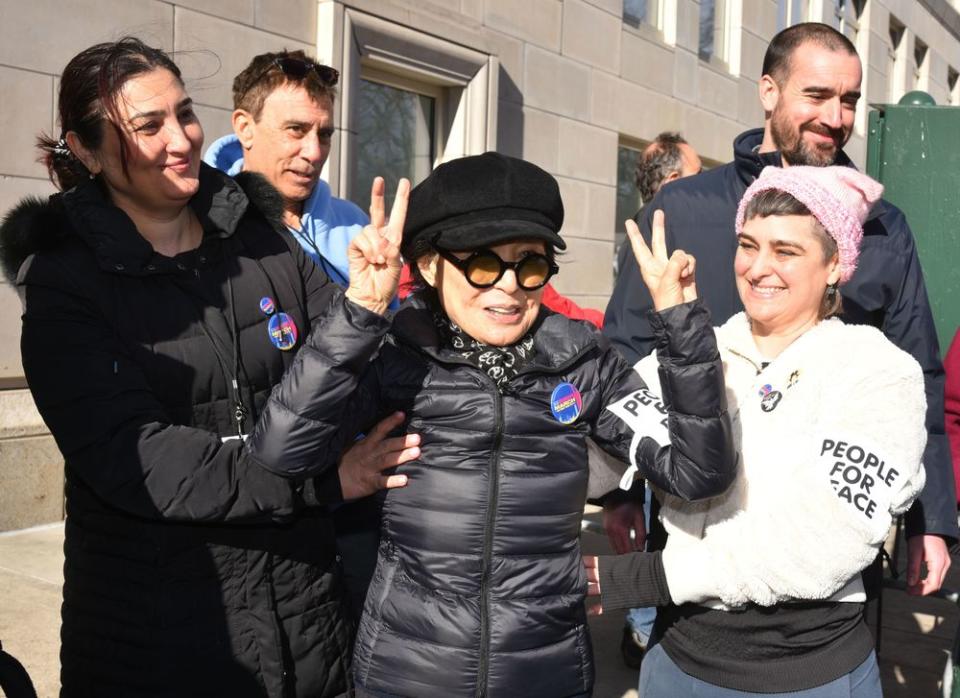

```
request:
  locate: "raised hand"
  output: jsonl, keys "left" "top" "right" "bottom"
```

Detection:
{"left": 345, "top": 177, "right": 410, "bottom": 315}
{"left": 625, "top": 210, "right": 697, "bottom": 311}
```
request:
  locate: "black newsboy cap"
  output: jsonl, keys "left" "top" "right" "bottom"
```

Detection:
{"left": 401, "top": 152, "right": 565, "bottom": 258}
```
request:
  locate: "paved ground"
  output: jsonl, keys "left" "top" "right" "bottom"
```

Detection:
{"left": 1, "top": 514, "right": 958, "bottom": 697}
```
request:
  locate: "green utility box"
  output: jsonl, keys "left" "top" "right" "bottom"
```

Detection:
{"left": 866, "top": 91, "right": 960, "bottom": 355}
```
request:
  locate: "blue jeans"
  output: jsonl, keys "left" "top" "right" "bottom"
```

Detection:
{"left": 638, "top": 645, "right": 882, "bottom": 697}
{"left": 625, "top": 486, "right": 656, "bottom": 646}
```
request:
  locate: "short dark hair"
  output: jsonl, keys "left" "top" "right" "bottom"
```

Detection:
{"left": 232, "top": 49, "right": 337, "bottom": 120}
{"left": 742, "top": 188, "right": 842, "bottom": 319}
{"left": 634, "top": 132, "right": 687, "bottom": 203}
{"left": 762, "top": 22, "right": 858, "bottom": 86}
{"left": 37, "top": 37, "right": 182, "bottom": 191}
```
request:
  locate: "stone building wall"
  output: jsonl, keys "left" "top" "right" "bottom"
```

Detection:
{"left": 0, "top": 0, "right": 958, "bottom": 529}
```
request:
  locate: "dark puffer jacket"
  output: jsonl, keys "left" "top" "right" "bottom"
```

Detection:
{"left": 247, "top": 293, "right": 736, "bottom": 697}
{"left": 0, "top": 165, "right": 352, "bottom": 697}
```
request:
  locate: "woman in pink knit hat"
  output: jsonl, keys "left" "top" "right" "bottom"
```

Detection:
{"left": 587, "top": 165, "right": 927, "bottom": 697}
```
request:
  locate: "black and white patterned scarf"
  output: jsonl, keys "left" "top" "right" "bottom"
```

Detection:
{"left": 434, "top": 311, "right": 536, "bottom": 390}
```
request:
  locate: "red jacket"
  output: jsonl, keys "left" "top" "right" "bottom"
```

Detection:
{"left": 944, "top": 329, "right": 960, "bottom": 503}
{"left": 397, "top": 265, "right": 604, "bottom": 329}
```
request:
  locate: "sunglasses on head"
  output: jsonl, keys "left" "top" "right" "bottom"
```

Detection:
{"left": 432, "top": 240, "right": 558, "bottom": 291}
{"left": 255, "top": 57, "right": 339, "bottom": 87}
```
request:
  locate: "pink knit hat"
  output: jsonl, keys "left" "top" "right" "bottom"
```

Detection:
{"left": 735, "top": 166, "right": 884, "bottom": 284}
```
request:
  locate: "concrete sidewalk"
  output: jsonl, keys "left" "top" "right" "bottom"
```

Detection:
{"left": 0, "top": 523, "right": 64, "bottom": 698}
{"left": 1, "top": 518, "right": 958, "bottom": 697}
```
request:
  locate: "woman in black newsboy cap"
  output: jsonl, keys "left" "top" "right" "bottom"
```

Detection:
{"left": 246, "top": 153, "right": 736, "bottom": 697}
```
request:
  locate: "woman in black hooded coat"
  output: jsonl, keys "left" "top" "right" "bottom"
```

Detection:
{"left": 0, "top": 38, "right": 403, "bottom": 697}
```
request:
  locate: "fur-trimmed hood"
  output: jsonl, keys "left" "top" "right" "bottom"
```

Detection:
{"left": 0, "top": 163, "right": 285, "bottom": 284}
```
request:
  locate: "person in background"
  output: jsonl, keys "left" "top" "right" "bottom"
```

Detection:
{"left": 204, "top": 49, "right": 411, "bottom": 621}
{"left": 244, "top": 152, "right": 737, "bottom": 697}
{"left": 204, "top": 49, "right": 367, "bottom": 288}
{"left": 635, "top": 132, "right": 703, "bottom": 205}
{"left": 608, "top": 130, "right": 703, "bottom": 670}
{"left": 2, "top": 37, "right": 403, "bottom": 696}
{"left": 588, "top": 165, "right": 926, "bottom": 697}
{"left": 603, "top": 22, "right": 956, "bottom": 606}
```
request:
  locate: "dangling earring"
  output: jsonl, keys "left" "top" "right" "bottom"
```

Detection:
{"left": 826, "top": 283, "right": 838, "bottom": 298}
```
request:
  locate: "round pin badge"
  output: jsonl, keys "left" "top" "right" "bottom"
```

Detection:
{"left": 259, "top": 296, "right": 276, "bottom": 315}
{"left": 268, "top": 312, "right": 299, "bottom": 351}
{"left": 550, "top": 382, "right": 582, "bottom": 425}
{"left": 758, "top": 383, "right": 782, "bottom": 412}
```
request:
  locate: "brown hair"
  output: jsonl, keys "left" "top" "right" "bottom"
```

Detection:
{"left": 762, "top": 22, "right": 858, "bottom": 86}
{"left": 232, "top": 50, "right": 337, "bottom": 120}
{"left": 742, "top": 188, "right": 842, "bottom": 319}
{"left": 37, "top": 37, "right": 183, "bottom": 191}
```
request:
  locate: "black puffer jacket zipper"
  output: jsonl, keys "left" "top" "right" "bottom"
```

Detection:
{"left": 476, "top": 378, "right": 504, "bottom": 698}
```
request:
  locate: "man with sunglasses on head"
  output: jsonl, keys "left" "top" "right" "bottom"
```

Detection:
{"left": 205, "top": 50, "right": 408, "bottom": 625}
{"left": 206, "top": 50, "right": 370, "bottom": 287}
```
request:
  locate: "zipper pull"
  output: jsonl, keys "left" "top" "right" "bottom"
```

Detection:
{"left": 232, "top": 378, "right": 246, "bottom": 437}
{"left": 234, "top": 401, "right": 246, "bottom": 436}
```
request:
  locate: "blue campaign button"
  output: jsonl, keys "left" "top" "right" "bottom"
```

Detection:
{"left": 267, "top": 312, "right": 298, "bottom": 351}
{"left": 550, "top": 382, "right": 582, "bottom": 425}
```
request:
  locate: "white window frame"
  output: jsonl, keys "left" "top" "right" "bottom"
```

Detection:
{"left": 887, "top": 16, "right": 907, "bottom": 103}
{"left": 777, "top": 0, "right": 809, "bottom": 30}
{"left": 698, "top": 0, "right": 742, "bottom": 76}
{"left": 623, "top": 0, "right": 679, "bottom": 47}
{"left": 317, "top": 7, "right": 497, "bottom": 199}
{"left": 912, "top": 36, "right": 930, "bottom": 92}
{"left": 833, "top": 0, "right": 866, "bottom": 41}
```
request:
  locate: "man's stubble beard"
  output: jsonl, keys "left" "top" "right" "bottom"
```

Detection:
{"left": 770, "top": 107, "right": 843, "bottom": 167}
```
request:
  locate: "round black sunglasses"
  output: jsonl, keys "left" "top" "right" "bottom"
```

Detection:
{"left": 433, "top": 244, "right": 558, "bottom": 291}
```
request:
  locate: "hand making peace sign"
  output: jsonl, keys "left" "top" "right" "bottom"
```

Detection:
{"left": 625, "top": 209, "right": 697, "bottom": 311}
{"left": 345, "top": 177, "right": 411, "bottom": 316}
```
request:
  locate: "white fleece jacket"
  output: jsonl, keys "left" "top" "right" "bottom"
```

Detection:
{"left": 632, "top": 313, "right": 927, "bottom": 608}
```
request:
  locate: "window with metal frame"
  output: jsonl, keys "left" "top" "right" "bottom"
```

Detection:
{"left": 913, "top": 37, "right": 929, "bottom": 90}
{"left": 320, "top": 8, "right": 496, "bottom": 208}
{"left": 834, "top": 0, "right": 866, "bottom": 43}
{"left": 614, "top": 141, "right": 644, "bottom": 278}
{"left": 888, "top": 16, "right": 906, "bottom": 102}
{"left": 698, "top": 0, "right": 727, "bottom": 63}
{"left": 353, "top": 69, "right": 441, "bottom": 212}
{"left": 623, "top": 0, "right": 663, "bottom": 30}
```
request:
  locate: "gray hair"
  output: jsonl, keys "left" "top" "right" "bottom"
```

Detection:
{"left": 635, "top": 132, "right": 687, "bottom": 203}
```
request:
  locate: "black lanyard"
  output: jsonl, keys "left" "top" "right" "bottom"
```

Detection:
{"left": 289, "top": 225, "right": 349, "bottom": 287}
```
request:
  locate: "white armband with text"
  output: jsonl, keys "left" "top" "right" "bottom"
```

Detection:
{"left": 606, "top": 386, "right": 670, "bottom": 490}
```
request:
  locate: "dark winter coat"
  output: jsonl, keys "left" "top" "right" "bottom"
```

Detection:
{"left": 603, "top": 128, "right": 958, "bottom": 541}
{"left": 0, "top": 165, "right": 353, "bottom": 697}
{"left": 246, "top": 292, "right": 736, "bottom": 697}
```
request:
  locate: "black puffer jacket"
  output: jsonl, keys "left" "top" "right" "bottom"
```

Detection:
{"left": 0, "top": 165, "right": 352, "bottom": 697}
{"left": 247, "top": 293, "right": 736, "bottom": 697}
